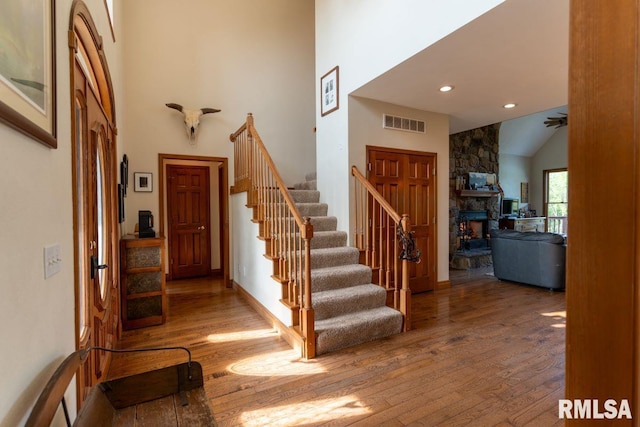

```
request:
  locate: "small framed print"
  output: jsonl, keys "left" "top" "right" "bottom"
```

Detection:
{"left": 521, "top": 182, "right": 529, "bottom": 203}
{"left": 320, "top": 66, "right": 339, "bottom": 117}
{"left": 0, "top": 0, "right": 57, "bottom": 148}
{"left": 134, "top": 172, "right": 153, "bottom": 192}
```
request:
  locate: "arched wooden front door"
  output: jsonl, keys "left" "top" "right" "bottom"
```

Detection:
{"left": 70, "top": 1, "right": 118, "bottom": 406}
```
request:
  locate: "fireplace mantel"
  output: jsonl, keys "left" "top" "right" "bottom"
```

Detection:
{"left": 455, "top": 189, "right": 500, "bottom": 198}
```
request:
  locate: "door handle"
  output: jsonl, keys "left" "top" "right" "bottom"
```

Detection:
{"left": 198, "top": 225, "right": 206, "bottom": 230}
{"left": 90, "top": 255, "right": 108, "bottom": 279}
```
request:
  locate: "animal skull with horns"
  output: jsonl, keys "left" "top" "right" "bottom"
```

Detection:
{"left": 166, "top": 103, "right": 221, "bottom": 143}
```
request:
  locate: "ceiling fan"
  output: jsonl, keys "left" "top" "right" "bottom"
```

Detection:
{"left": 544, "top": 112, "right": 568, "bottom": 128}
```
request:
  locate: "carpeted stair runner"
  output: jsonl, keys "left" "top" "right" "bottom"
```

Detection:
{"left": 288, "top": 173, "right": 403, "bottom": 355}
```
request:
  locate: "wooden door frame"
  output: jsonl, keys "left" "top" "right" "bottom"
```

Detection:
{"left": 366, "top": 145, "right": 438, "bottom": 292}
{"left": 158, "top": 154, "right": 230, "bottom": 287}
{"left": 566, "top": 0, "right": 640, "bottom": 420}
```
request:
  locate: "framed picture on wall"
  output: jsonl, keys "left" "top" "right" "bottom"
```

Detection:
{"left": 320, "top": 66, "right": 339, "bottom": 116}
{"left": 0, "top": 0, "right": 57, "bottom": 148}
{"left": 521, "top": 182, "right": 529, "bottom": 203}
{"left": 134, "top": 172, "right": 153, "bottom": 192}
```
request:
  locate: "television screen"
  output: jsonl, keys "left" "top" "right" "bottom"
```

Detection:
{"left": 502, "top": 199, "right": 519, "bottom": 216}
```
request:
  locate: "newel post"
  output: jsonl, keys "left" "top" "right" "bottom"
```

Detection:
{"left": 301, "top": 217, "right": 315, "bottom": 358}
{"left": 400, "top": 214, "right": 412, "bottom": 332}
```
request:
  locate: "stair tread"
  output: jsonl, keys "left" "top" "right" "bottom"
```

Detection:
{"left": 288, "top": 190, "right": 320, "bottom": 204}
{"left": 294, "top": 202, "right": 327, "bottom": 207}
{"left": 315, "top": 306, "right": 402, "bottom": 330}
{"left": 280, "top": 216, "right": 337, "bottom": 231}
{"left": 313, "top": 283, "right": 387, "bottom": 298}
{"left": 313, "top": 284, "right": 387, "bottom": 321}
{"left": 314, "top": 283, "right": 385, "bottom": 299}
{"left": 310, "top": 246, "right": 359, "bottom": 256}
{"left": 311, "top": 263, "right": 372, "bottom": 276}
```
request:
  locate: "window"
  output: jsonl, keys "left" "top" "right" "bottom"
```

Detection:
{"left": 544, "top": 169, "right": 568, "bottom": 234}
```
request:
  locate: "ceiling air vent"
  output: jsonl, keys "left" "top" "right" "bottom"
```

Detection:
{"left": 383, "top": 114, "right": 426, "bottom": 134}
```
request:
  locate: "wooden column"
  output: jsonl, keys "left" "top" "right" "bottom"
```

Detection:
{"left": 566, "top": 0, "right": 640, "bottom": 423}
{"left": 400, "top": 215, "right": 412, "bottom": 332}
{"left": 301, "top": 217, "right": 315, "bottom": 359}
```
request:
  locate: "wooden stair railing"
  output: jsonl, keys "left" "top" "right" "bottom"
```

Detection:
{"left": 230, "top": 114, "right": 315, "bottom": 359}
{"left": 352, "top": 165, "right": 415, "bottom": 331}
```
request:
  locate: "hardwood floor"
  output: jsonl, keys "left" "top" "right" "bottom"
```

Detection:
{"left": 108, "top": 269, "right": 565, "bottom": 426}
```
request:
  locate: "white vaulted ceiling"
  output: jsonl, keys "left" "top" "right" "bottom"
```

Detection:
{"left": 351, "top": 0, "right": 569, "bottom": 149}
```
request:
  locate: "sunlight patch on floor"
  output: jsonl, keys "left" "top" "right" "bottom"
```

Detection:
{"left": 541, "top": 310, "right": 566, "bottom": 328}
{"left": 228, "top": 350, "right": 326, "bottom": 376}
{"left": 240, "top": 395, "right": 371, "bottom": 426}
{"left": 207, "top": 328, "right": 278, "bottom": 343}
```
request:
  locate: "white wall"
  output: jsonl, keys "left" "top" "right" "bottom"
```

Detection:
{"left": 349, "top": 97, "right": 450, "bottom": 283}
{"left": 120, "top": 0, "right": 316, "bottom": 238}
{"left": 499, "top": 153, "right": 531, "bottom": 209}
{"left": 0, "top": 0, "right": 123, "bottom": 425}
{"left": 315, "top": 0, "right": 505, "bottom": 245}
{"left": 530, "top": 126, "right": 568, "bottom": 214}
{"left": 498, "top": 127, "right": 567, "bottom": 216}
{"left": 231, "top": 194, "right": 291, "bottom": 324}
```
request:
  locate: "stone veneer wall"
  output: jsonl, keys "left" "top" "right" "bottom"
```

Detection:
{"left": 449, "top": 124, "right": 501, "bottom": 256}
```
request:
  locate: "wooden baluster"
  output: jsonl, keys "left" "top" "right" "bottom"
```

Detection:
{"left": 365, "top": 192, "right": 371, "bottom": 266}
{"left": 298, "top": 223, "right": 302, "bottom": 307}
{"left": 257, "top": 148, "right": 264, "bottom": 226}
{"left": 356, "top": 180, "right": 363, "bottom": 251}
{"left": 378, "top": 204, "right": 384, "bottom": 287}
{"left": 360, "top": 183, "right": 365, "bottom": 251}
{"left": 370, "top": 199, "right": 377, "bottom": 271}
{"left": 281, "top": 189, "right": 287, "bottom": 287}
{"left": 400, "top": 215, "right": 412, "bottom": 332}
{"left": 240, "top": 131, "right": 245, "bottom": 188}
{"left": 393, "top": 222, "right": 399, "bottom": 309}
{"left": 289, "top": 211, "right": 296, "bottom": 308}
{"left": 272, "top": 174, "right": 280, "bottom": 278}
{"left": 354, "top": 178, "right": 360, "bottom": 250}
{"left": 385, "top": 213, "right": 392, "bottom": 290}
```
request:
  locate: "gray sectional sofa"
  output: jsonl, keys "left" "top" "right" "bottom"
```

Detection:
{"left": 490, "top": 229, "right": 566, "bottom": 290}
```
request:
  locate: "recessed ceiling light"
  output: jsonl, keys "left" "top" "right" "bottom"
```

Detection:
{"left": 439, "top": 85, "right": 454, "bottom": 92}
{"left": 503, "top": 103, "right": 517, "bottom": 109}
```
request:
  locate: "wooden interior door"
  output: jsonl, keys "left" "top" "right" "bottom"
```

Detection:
{"left": 368, "top": 147, "right": 437, "bottom": 293}
{"left": 167, "top": 165, "right": 211, "bottom": 279}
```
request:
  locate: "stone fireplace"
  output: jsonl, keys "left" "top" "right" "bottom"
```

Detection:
{"left": 449, "top": 124, "right": 501, "bottom": 258}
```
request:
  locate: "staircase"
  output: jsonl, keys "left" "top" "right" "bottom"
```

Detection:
{"left": 230, "top": 114, "right": 410, "bottom": 358}
{"left": 290, "top": 173, "right": 403, "bottom": 355}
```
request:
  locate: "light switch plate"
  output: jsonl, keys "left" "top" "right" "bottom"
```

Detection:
{"left": 44, "top": 244, "right": 61, "bottom": 279}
